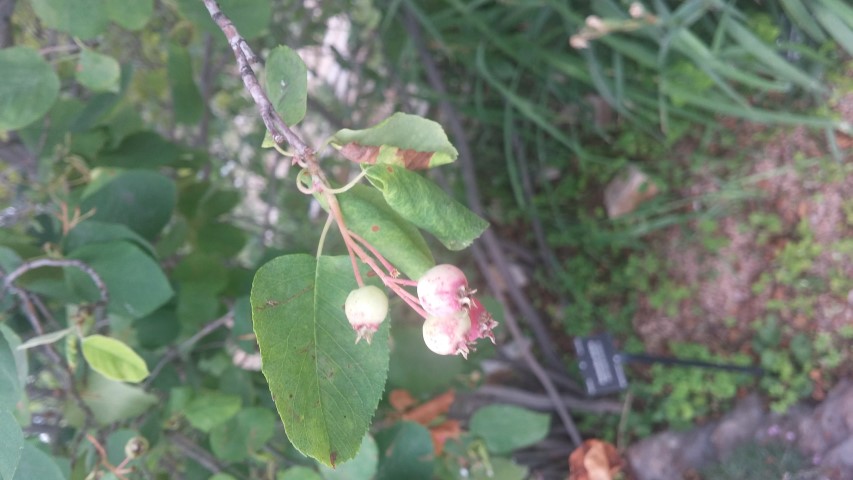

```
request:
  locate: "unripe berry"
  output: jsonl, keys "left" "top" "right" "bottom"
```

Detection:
{"left": 417, "top": 264, "right": 471, "bottom": 317}
{"left": 422, "top": 311, "right": 471, "bottom": 358}
{"left": 345, "top": 285, "right": 388, "bottom": 344}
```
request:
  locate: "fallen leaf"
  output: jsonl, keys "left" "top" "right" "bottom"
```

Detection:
{"left": 402, "top": 389, "right": 455, "bottom": 425}
{"left": 430, "top": 419, "right": 462, "bottom": 455}
{"left": 568, "top": 439, "right": 622, "bottom": 480}
{"left": 389, "top": 389, "right": 417, "bottom": 412}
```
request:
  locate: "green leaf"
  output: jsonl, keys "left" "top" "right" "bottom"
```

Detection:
{"left": 334, "top": 185, "right": 434, "bottom": 280}
{"left": 30, "top": 0, "right": 109, "bottom": 39}
{"left": 374, "top": 422, "right": 434, "bottom": 480}
{"left": 168, "top": 43, "right": 204, "bottom": 125}
{"left": 0, "top": 47, "right": 60, "bottom": 132}
{"left": 104, "top": 0, "right": 152, "bottom": 30}
{"left": 0, "top": 327, "right": 26, "bottom": 400}
{"left": 469, "top": 405, "right": 550, "bottom": 454}
{"left": 317, "top": 434, "right": 378, "bottom": 480}
{"left": 332, "top": 113, "right": 458, "bottom": 170}
{"left": 184, "top": 392, "right": 242, "bottom": 433}
{"left": 66, "top": 372, "right": 157, "bottom": 426}
{"left": 470, "top": 457, "right": 528, "bottom": 480}
{"left": 0, "top": 332, "right": 21, "bottom": 411}
{"left": 134, "top": 306, "right": 180, "bottom": 350}
{"left": 251, "top": 254, "right": 390, "bottom": 467}
{"left": 196, "top": 222, "right": 247, "bottom": 258}
{"left": 64, "top": 220, "right": 156, "bottom": 258}
{"left": 81, "top": 335, "right": 150, "bottom": 383}
{"left": 279, "top": 467, "right": 323, "bottom": 480}
{"left": 365, "top": 165, "right": 488, "bottom": 250}
{"left": 265, "top": 45, "right": 308, "bottom": 126}
{"left": 387, "top": 323, "right": 466, "bottom": 396}
{"left": 67, "top": 241, "right": 174, "bottom": 319}
{"left": 11, "top": 443, "right": 64, "bottom": 480}
{"left": 97, "top": 131, "right": 181, "bottom": 169}
{"left": 174, "top": 0, "right": 270, "bottom": 39}
{"left": 81, "top": 170, "right": 176, "bottom": 239}
{"left": 0, "top": 410, "right": 24, "bottom": 480}
{"left": 76, "top": 49, "right": 121, "bottom": 93}
{"left": 15, "top": 327, "right": 74, "bottom": 351}
{"left": 105, "top": 429, "right": 139, "bottom": 467}
{"left": 210, "top": 408, "right": 276, "bottom": 462}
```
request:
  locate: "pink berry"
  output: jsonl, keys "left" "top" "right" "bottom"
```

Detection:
{"left": 417, "top": 264, "right": 472, "bottom": 317}
{"left": 465, "top": 297, "right": 497, "bottom": 344}
{"left": 345, "top": 285, "right": 388, "bottom": 344}
{"left": 422, "top": 311, "right": 471, "bottom": 358}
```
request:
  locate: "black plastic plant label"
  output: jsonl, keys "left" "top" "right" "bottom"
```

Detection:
{"left": 574, "top": 334, "right": 628, "bottom": 396}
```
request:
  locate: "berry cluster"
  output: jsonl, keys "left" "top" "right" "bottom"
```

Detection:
{"left": 344, "top": 264, "right": 497, "bottom": 357}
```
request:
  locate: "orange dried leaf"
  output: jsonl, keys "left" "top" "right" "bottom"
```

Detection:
{"left": 568, "top": 439, "right": 622, "bottom": 480}
{"left": 402, "top": 389, "right": 455, "bottom": 425}
{"left": 389, "top": 389, "right": 417, "bottom": 412}
{"left": 429, "top": 419, "right": 462, "bottom": 455}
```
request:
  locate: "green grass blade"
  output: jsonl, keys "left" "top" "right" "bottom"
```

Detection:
{"left": 725, "top": 19, "right": 824, "bottom": 92}
{"left": 779, "top": 0, "right": 827, "bottom": 42}
{"left": 813, "top": 1, "right": 853, "bottom": 57}
{"left": 817, "top": 0, "right": 853, "bottom": 27}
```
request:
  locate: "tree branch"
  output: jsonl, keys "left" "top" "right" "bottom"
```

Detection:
{"left": 0, "top": 0, "right": 16, "bottom": 48}
{"left": 199, "top": 0, "right": 312, "bottom": 160}
{"left": 143, "top": 312, "right": 233, "bottom": 389}
{"left": 4, "top": 258, "right": 109, "bottom": 322}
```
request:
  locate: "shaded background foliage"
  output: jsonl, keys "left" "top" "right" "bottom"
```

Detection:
{"left": 0, "top": 0, "right": 851, "bottom": 479}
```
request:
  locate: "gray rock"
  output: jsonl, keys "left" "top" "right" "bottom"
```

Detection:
{"left": 710, "top": 394, "right": 763, "bottom": 458}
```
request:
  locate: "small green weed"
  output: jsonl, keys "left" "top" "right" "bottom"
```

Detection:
{"left": 751, "top": 316, "right": 852, "bottom": 413}
{"left": 632, "top": 343, "right": 752, "bottom": 430}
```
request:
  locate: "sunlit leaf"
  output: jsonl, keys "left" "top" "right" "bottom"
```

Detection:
{"left": 81, "top": 335, "right": 150, "bottom": 383}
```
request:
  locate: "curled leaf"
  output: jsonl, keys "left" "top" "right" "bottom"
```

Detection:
{"left": 332, "top": 113, "right": 458, "bottom": 170}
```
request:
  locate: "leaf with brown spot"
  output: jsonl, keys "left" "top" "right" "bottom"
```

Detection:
{"left": 331, "top": 112, "right": 458, "bottom": 170}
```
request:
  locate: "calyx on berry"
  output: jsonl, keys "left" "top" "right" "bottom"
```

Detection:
{"left": 345, "top": 285, "right": 388, "bottom": 344}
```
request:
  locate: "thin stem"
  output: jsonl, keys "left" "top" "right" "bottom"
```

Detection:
{"left": 386, "top": 277, "right": 418, "bottom": 287}
{"left": 316, "top": 212, "right": 334, "bottom": 258}
{"left": 4, "top": 258, "right": 109, "bottom": 322}
{"left": 143, "top": 313, "right": 232, "bottom": 389}
{"left": 347, "top": 229, "right": 398, "bottom": 277}
{"left": 325, "top": 169, "right": 368, "bottom": 194}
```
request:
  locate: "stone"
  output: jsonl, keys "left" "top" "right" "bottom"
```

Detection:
{"left": 603, "top": 164, "right": 659, "bottom": 218}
